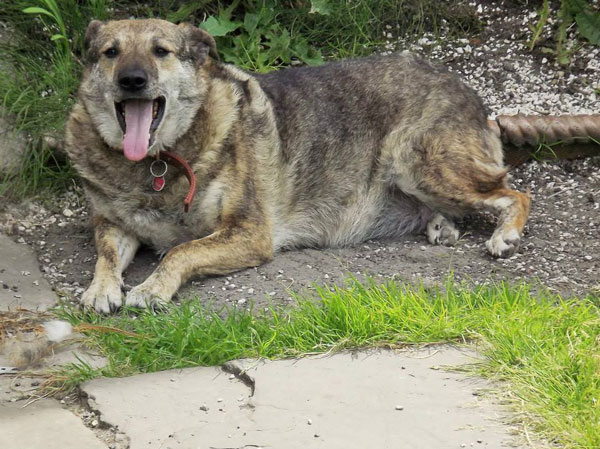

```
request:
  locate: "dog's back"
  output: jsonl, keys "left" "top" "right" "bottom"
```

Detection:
{"left": 254, "top": 53, "right": 506, "bottom": 249}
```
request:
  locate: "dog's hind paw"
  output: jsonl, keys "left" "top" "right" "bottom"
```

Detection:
{"left": 81, "top": 279, "right": 123, "bottom": 314}
{"left": 125, "top": 283, "right": 171, "bottom": 310}
{"left": 427, "top": 213, "right": 459, "bottom": 247}
{"left": 486, "top": 228, "right": 521, "bottom": 258}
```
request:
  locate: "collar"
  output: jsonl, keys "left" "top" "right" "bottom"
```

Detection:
{"left": 150, "top": 151, "right": 196, "bottom": 213}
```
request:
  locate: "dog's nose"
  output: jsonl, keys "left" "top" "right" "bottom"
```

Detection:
{"left": 118, "top": 67, "right": 148, "bottom": 92}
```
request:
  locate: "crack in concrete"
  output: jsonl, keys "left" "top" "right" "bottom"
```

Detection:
{"left": 221, "top": 362, "right": 255, "bottom": 397}
{"left": 79, "top": 390, "right": 130, "bottom": 448}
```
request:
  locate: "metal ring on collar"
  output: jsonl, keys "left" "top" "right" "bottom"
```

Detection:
{"left": 150, "top": 159, "right": 168, "bottom": 177}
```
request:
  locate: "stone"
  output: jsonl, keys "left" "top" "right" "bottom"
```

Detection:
{"left": 82, "top": 347, "right": 525, "bottom": 449}
{"left": 0, "top": 114, "right": 27, "bottom": 177}
{"left": 0, "top": 399, "right": 107, "bottom": 449}
{"left": 0, "top": 23, "right": 27, "bottom": 176}
{"left": 0, "top": 233, "right": 57, "bottom": 311}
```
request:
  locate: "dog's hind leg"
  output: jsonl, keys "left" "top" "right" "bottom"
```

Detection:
{"left": 481, "top": 188, "right": 531, "bottom": 257}
{"left": 428, "top": 185, "right": 530, "bottom": 258}
{"left": 427, "top": 213, "right": 460, "bottom": 246}
{"left": 391, "top": 128, "right": 530, "bottom": 257}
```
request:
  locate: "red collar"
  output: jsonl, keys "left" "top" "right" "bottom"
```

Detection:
{"left": 150, "top": 151, "right": 196, "bottom": 213}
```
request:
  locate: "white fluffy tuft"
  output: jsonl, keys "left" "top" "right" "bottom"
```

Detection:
{"left": 42, "top": 320, "right": 74, "bottom": 342}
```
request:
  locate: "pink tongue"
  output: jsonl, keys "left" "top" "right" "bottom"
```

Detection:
{"left": 123, "top": 99, "right": 154, "bottom": 161}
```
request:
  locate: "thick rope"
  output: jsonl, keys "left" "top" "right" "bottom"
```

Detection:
{"left": 487, "top": 114, "right": 600, "bottom": 147}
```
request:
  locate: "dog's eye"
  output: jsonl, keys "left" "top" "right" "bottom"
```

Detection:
{"left": 154, "top": 47, "right": 170, "bottom": 57}
{"left": 104, "top": 47, "right": 119, "bottom": 58}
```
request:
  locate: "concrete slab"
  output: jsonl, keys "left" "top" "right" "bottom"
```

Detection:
{"left": 82, "top": 347, "right": 525, "bottom": 449}
{"left": 0, "top": 398, "right": 107, "bottom": 449}
{"left": 0, "top": 233, "right": 57, "bottom": 311}
{"left": 0, "top": 372, "right": 44, "bottom": 403}
{"left": 46, "top": 342, "right": 108, "bottom": 370}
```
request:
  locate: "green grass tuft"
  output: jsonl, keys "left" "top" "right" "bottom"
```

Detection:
{"left": 58, "top": 279, "right": 600, "bottom": 448}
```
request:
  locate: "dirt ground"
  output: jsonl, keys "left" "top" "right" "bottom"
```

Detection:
{"left": 1, "top": 0, "right": 599, "bottom": 310}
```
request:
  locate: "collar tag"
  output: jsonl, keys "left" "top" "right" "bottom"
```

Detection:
{"left": 148, "top": 152, "right": 197, "bottom": 213}
{"left": 152, "top": 176, "right": 166, "bottom": 191}
{"left": 150, "top": 159, "right": 168, "bottom": 192}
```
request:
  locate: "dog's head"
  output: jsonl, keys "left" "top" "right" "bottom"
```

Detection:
{"left": 79, "top": 19, "right": 217, "bottom": 161}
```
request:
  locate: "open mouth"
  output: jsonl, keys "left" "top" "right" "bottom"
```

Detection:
{"left": 115, "top": 96, "right": 166, "bottom": 161}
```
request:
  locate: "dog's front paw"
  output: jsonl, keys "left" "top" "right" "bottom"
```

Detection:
{"left": 486, "top": 228, "right": 521, "bottom": 258}
{"left": 81, "top": 279, "right": 123, "bottom": 314}
{"left": 125, "top": 282, "right": 171, "bottom": 310}
{"left": 427, "top": 214, "right": 459, "bottom": 247}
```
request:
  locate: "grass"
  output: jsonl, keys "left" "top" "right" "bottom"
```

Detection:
{"left": 280, "top": 0, "right": 481, "bottom": 59}
{"left": 53, "top": 278, "right": 600, "bottom": 448}
{"left": 0, "top": 1, "right": 85, "bottom": 199}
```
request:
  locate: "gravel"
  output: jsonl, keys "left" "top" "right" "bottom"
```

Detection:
{"left": 389, "top": 0, "right": 600, "bottom": 117}
{"left": 0, "top": 0, "right": 599, "bottom": 309}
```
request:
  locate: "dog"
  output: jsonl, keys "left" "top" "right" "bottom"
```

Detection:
{"left": 65, "top": 19, "right": 530, "bottom": 313}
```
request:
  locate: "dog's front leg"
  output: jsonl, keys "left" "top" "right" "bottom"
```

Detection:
{"left": 81, "top": 216, "right": 140, "bottom": 313}
{"left": 125, "top": 226, "right": 273, "bottom": 309}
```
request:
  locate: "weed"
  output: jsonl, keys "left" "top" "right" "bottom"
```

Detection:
{"left": 200, "top": 0, "right": 323, "bottom": 71}
{"left": 529, "top": 0, "right": 600, "bottom": 65}
{"left": 528, "top": 0, "right": 551, "bottom": 51}
{"left": 531, "top": 140, "right": 560, "bottom": 161}
{"left": 23, "top": 0, "right": 70, "bottom": 54}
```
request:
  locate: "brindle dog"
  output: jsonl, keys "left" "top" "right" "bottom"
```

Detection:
{"left": 65, "top": 19, "right": 530, "bottom": 313}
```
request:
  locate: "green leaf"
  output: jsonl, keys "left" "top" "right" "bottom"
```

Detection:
{"left": 563, "top": 0, "right": 588, "bottom": 17}
{"left": 299, "top": 49, "right": 324, "bottom": 66}
{"left": 166, "top": 1, "right": 210, "bottom": 23}
{"left": 291, "top": 39, "right": 323, "bottom": 66}
{"left": 50, "top": 34, "right": 65, "bottom": 41}
{"left": 22, "top": 6, "right": 56, "bottom": 19}
{"left": 310, "top": 0, "right": 331, "bottom": 15}
{"left": 243, "top": 13, "right": 260, "bottom": 34}
{"left": 220, "top": 46, "right": 240, "bottom": 65}
{"left": 528, "top": 0, "right": 549, "bottom": 51}
{"left": 266, "top": 29, "right": 291, "bottom": 52}
{"left": 222, "top": 0, "right": 241, "bottom": 21}
{"left": 200, "top": 16, "right": 241, "bottom": 37}
{"left": 292, "top": 39, "right": 309, "bottom": 57}
{"left": 259, "top": 6, "right": 276, "bottom": 25}
{"left": 576, "top": 12, "right": 600, "bottom": 45}
{"left": 557, "top": 51, "right": 570, "bottom": 66}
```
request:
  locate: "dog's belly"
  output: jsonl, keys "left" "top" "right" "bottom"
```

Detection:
{"left": 131, "top": 210, "right": 194, "bottom": 252}
{"left": 271, "top": 198, "right": 381, "bottom": 249}
{"left": 271, "top": 186, "right": 432, "bottom": 250}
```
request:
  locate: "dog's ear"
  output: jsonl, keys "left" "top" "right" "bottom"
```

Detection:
{"left": 179, "top": 23, "right": 219, "bottom": 63}
{"left": 84, "top": 20, "right": 105, "bottom": 62}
